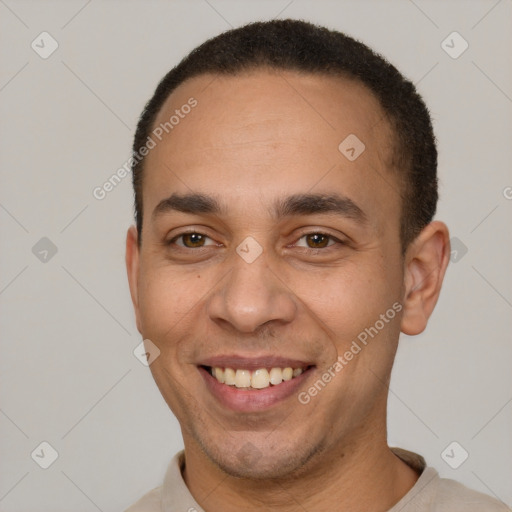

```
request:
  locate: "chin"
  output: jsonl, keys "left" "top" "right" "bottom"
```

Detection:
{"left": 198, "top": 434, "right": 324, "bottom": 480}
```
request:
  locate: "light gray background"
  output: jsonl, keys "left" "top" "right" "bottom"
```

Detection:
{"left": 1, "top": 0, "right": 511, "bottom": 510}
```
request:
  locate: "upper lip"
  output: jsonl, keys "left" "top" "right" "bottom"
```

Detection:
{"left": 198, "top": 355, "right": 314, "bottom": 371}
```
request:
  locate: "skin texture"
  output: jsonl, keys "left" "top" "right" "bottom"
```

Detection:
{"left": 126, "top": 69, "right": 450, "bottom": 511}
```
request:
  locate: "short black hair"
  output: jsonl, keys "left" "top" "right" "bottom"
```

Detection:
{"left": 131, "top": 19, "right": 437, "bottom": 250}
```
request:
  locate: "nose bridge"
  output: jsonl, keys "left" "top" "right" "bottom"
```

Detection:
{"left": 207, "top": 250, "right": 296, "bottom": 333}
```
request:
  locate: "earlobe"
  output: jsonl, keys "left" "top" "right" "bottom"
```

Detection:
{"left": 125, "top": 225, "right": 142, "bottom": 334}
{"left": 400, "top": 221, "right": 450, "bottom": 336}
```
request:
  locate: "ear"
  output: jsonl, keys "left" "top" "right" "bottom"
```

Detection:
{"left": 401, "top": 221, "right": 450, "bottom": 335}
{"left": 126, "top": 225, "right": 142, "bottom": 334}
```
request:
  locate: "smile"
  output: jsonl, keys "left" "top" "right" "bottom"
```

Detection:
{"left": 198, "top": 357, "right": 316, "bottom": 412}
{"left": 205, "top": 366, "right": 309, "bottom": 390}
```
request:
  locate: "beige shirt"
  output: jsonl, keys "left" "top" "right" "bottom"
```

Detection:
{"left": 125, "top": 448, "right": 510, "bottom": 511}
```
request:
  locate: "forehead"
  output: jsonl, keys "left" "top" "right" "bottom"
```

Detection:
{"left": 143, "top": 69, "right": 400, "bottom": 230}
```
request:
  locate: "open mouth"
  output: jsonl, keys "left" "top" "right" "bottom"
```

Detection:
{"left": 200, "top": 365, "right": 313, "bottom": 390}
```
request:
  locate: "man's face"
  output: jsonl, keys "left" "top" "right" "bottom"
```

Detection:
{"left": 128, "top": 70, "right": 407, "bottom": 478}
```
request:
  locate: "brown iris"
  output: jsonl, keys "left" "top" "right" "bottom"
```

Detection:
{"left": 181, "top": 233, "right": 206, "bottom": 248}
{"left": 305, "top": 233, "right": 330, "bottom": 248}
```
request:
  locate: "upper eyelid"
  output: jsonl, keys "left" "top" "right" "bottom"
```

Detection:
{"left": 167, "top": 230, "right": 344, "bottom": 247}
{"left": 290, "top": 233, "right": 344, "bottom": 249}
{"left": 168, "top": 232, "right": 217, "bottom": 246}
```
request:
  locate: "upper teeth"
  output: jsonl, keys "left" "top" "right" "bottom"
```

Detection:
{"left": 211, "top": 367, "right": 305, "bottom": 389}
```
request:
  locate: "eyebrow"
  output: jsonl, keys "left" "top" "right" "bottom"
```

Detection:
{"left": 152, "top": 192, "right": 366, "bottom": 223}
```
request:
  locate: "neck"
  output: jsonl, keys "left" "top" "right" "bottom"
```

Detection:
{"left": 182, "top": 427, "right": 419, "bottom": 512}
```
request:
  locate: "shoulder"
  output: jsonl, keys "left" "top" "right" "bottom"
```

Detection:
{"left": 390, "top": 448, "right": 510, "bottom": 512}
{"left": 124, "top": 486, "right": 162, "bottom": 512}
{"left": 433, "top": 476, "right": 510, "bottom": 511}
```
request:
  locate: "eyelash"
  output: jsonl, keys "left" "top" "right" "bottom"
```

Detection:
{"left": 166, "top": 230, "right": 345, "bottom": 250}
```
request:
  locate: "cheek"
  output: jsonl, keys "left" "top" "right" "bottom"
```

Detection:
{"left": 295, "top": 263, "right": 402, "bottom": 426}
{"left": 137, "top": 266, "right": 216, "bottom": 415}
{"left": 286, "top": 260, "right": 395, "bottom": 341}
{"left": 137, "top": 265, "right": 210, "bottom": 340}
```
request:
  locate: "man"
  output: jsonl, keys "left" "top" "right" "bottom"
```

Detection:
{"left": 125, "top": 19, "right": 508, "bottom": 511}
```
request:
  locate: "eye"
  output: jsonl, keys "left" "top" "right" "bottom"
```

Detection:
{"left": 295, "top": 233, "right": 338, "bottom": 249}
{"left": 170, "top": 232, "right": 217, "bottom": 248}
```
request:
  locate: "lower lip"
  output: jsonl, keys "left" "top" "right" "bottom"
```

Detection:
{"left": 199, "top": 366, "right": 314, "bottom": 413}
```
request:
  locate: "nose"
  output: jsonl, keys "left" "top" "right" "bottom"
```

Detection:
{"left": 206, "top": 254, "right": 297, "bottom": 334}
